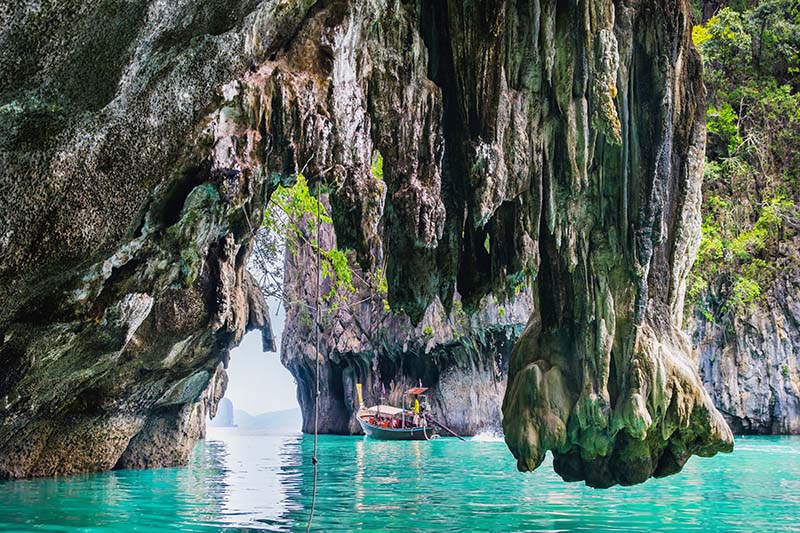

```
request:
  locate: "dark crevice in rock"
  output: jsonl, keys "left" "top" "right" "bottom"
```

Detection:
{"left": 159, "top": 163, "right": 213, "bottom": 228}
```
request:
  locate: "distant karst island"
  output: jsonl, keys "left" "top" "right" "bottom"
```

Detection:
{"left": 209, "top": 398, "right": 300, "bottom": 433}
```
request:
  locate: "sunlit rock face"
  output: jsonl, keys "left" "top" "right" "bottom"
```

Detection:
{"left": 1, "top": 0, "right": 732, "bottom": 483}
{"left": 693, "top": 266, "right": 800, "bottom": 435}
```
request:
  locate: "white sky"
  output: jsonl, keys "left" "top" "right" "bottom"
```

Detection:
{"left": 223, "top": 296, "right": 299, "bottom": 415}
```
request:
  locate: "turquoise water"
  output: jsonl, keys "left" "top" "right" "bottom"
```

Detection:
{"left": 1, "top": 431, "right": 798, "bottom": 532}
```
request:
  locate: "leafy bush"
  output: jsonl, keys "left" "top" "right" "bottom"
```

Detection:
{"left": 725, "top": 276, "right": 763, "bottom": 313}
{"left": 255, "top": 174, "right": 355, "bottom": 306}
{"left": 707, "top": 103, "right": 742, "bottom": 154}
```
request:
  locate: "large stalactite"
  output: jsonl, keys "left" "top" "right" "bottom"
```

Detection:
{"left": 0, "top": 0, "right": 731, "bottom": 484}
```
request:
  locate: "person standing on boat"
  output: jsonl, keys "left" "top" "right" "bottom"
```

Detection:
{"left": 412, "top": 394, "right": 421, "bottom": 426}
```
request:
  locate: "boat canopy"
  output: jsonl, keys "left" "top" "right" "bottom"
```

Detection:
{"left": 404, "top": 387, "right": 428, "bottom": 395}
{"left": 361, "top": 405, "right": 405, "bottom": 416}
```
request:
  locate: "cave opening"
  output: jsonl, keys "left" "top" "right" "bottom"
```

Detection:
{"left": 208, "top": 271, "right": 301, "bottom": 434}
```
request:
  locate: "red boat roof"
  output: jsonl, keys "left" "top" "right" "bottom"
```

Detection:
{"left": 405, "top": 387, "right": 428, "bottom": 395}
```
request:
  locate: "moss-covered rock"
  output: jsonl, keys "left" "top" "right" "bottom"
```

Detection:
{"left": 1, "top": 0, "right": 733, "bottom": 486}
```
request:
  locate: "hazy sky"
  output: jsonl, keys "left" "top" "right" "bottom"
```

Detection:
{"left": 223, "top": 296, "right": 299, "bottom": 415}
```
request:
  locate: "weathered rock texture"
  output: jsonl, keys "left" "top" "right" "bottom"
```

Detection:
{"left": 280, "top": 201, "right": 532, "bottom": 435}
{"left": 262, "top": 0, "right": 733, "bottom": 486}
{"left": 1, "top": 0, "right": 732, "bottom": 485}
{"left": 467, "top": 0, "right": 736, "bottom": 487}
{"left": 693, "top": 251, "right": 800, "bottom": 434}
{"left": 0, "top": 0, "right": 290, "bottom": 478}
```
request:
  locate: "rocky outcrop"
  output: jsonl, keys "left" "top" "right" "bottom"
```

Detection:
{"left": 0, "top": 0, "right": 291, "bottom": 478}
{"left": 693, "top": 256, "right": 800, "bottom": 434}
{"left": 1, "top": 0, "right": 732, "bottom": 485}
{"left": 280, "top": 203, "right": 533, "bottom": 435}
{"left": 266, "top": 0, "right": 733, "bottom": 487}
{"left": 482, "top": 0, "right": 735, "bottom": 486}
{"left": 209, "top": 397, "right": 236, "bottom": 428}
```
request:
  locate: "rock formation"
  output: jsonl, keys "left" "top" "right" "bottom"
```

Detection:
{"left": 209, "top": 397, "right": 236, "bottom": 428}
{"left": 268, "top": 0, "right": 733, "bottom": 486}
{"left": 471, "top": 0, "right": 736, "bottom": 487}
{"left": 684, "top": 0, "right": 800, "bottom": 436}
{"left": 693, "top": 259, "right": 800, "bottom": 435}
{"left": 1, "top": 0, "right": 732, "bottom": 485}
{"left": 0, "top": 0, "right": 286, "bottom": 478}
{"left": 280, "top": 203, "right": 533, "bottom": 435}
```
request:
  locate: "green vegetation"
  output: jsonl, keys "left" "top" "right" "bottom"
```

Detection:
{"left": 687, "top": 0, "right": 800, "bottom": 319}
{"left": 258, "top": 174, "right": 356, "bottom": 308}
{"left": 254, "top": 171, "right": 395, "bottom": 327}
{"left": 371, "top": 150, "right": 384, "bottom": 181}
{"left": 422, "top": 325, "right": 434, "bottom": 338}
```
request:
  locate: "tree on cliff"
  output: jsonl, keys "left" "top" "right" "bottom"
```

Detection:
{"left": 251, "top": 173, "right": 356, "bottom": 307}
{"left": 250, "top": 168, "right": 396, "bottom": 348}
{"left": 688, "top": 0, "right": 800, "bottom": 320}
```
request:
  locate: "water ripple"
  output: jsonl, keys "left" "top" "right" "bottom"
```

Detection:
{"left": 0, "top": 432, "right": 798, "bottom": 531}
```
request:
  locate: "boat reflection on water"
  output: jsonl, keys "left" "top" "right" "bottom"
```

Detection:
{"left": 350, "top": 437, "right": 431, "bottom": 514}
{"left": 354, "top": 439, "right": 365, "bottom": 512}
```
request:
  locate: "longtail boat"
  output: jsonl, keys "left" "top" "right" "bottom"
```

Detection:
{"left": 355, "top": 384, "right": 438, "bottom": 441}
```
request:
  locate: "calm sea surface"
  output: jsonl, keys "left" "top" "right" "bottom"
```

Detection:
{"left": 0, "top": 430, "right": 798, "bottom": 532}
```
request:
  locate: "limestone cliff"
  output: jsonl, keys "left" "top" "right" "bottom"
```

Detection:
{"left": 684, "top": 0, "right": 800, "bottom": 436}
{"left": 1, "top": 0, "right": 732, "bottom": 485}
{"left": 265, "top": 0, "right": 732, "bottom": 487}
{"left": 0, "top": 0, "right": 291, "bottom": 478}
{"left": 692, "top": 244, "right": 800, "bottom": 435}
{"left": 279, "top": 201, "right": 532, "bottom": 435}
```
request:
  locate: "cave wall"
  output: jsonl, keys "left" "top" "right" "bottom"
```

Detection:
{"left": 0, "top": 0, "right": 296, "bottom": 478}
{"left": 1, "top": 0, "right": 733, "bottom": 485}
{"left": 263, "top": 0, "right": 733, "bottom": 487}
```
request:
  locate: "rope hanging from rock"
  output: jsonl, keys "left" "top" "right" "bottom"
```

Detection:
{"left": 306, "top": 182, "right": 322, "bottom": 532}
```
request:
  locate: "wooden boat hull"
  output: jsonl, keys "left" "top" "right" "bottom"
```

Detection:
{"left": 358, "top": 418, "right": 437, "bottom": 440}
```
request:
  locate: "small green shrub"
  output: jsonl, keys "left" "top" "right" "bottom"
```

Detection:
{"left": 260, "top": 173, "right": 356, "bottom": 306}
{"left": 725, "top": 276, "right": 762, "bottom": 313}
{"left": 371, "top": 150, "right": 384, "bottom": 181}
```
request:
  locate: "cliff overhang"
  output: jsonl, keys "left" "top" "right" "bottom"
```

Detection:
{"left": 0, "top": 0, "right": 732, "bottom": 486}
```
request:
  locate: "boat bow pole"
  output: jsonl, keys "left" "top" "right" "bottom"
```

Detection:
{"left": 427, "top": 416, "right": 466, "bottom": 441}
